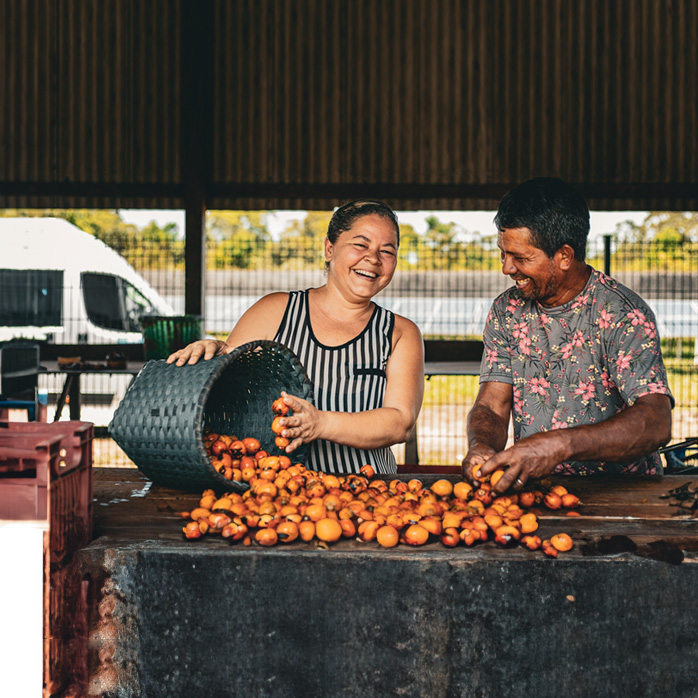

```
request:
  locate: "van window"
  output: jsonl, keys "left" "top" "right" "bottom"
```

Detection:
{"left": 0, "top": 269, "right": 63, "bottom": 327}
{"left": 82, "top": 272, "right": 157, "bottom": 332}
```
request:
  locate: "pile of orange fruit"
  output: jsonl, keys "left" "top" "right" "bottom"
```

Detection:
{"left": 180, "top": 399, "right": 579, "bottom": 557}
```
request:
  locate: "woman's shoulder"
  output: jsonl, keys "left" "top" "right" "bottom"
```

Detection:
{"left": 251, "top": 291, "right": 292, "bottom": 312}
{"left": 391, "top": 312, "right": 423, "bottom": 344}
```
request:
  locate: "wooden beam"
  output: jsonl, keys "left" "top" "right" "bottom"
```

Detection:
{"left": 181, "top": 0, "right": 213, "bottom": 322}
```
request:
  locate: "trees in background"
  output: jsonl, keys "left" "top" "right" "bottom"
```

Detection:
{"left": 611, "top": 212, "right": 698, "bottom": 271}
{"left": 1, "top": 208, "right": 696, "bottom": 272}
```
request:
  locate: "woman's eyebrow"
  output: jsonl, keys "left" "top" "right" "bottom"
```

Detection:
{"left": 350, "top": 233, "right": 397, "bottom": 249}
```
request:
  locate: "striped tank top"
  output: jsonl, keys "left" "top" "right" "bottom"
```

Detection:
{"left": 274, "top": 289, "right": 397, "bottom": 475}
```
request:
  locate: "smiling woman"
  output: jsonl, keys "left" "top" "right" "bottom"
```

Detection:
{"left": 166, "top": 199, "right": 425, "bottom": 475}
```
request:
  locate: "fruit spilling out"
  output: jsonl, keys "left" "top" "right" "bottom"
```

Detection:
{"left": 181, "top": 399, "right": 579, "bottom": 556}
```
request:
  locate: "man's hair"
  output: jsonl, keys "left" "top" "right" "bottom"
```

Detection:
{"left": 494, "top": 177, "right": 590, "bottom": 260}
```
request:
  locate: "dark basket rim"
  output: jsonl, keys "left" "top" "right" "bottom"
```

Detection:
{"left": 193, "top": 339, "right": 314, "bottom": 490}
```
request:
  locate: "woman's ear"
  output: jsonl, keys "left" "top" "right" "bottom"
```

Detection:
{"left": 324, "top": 236, "right": 333, "bottom": 262}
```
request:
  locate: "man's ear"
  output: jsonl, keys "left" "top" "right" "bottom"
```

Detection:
{"left": 555, "top": 244, "right": 576, "bottom": 270}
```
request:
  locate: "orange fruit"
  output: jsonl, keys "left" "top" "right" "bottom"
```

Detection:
{"left": 521, "top": 534, "right": 542, "bottom": 550}
{"left": 518, "top": 491, "right": 536, "bottom": 508}
{"left": 541, "top": 539, "right": 559, "bottom": 557}
{"left": 550, "top": 485, "right": 568, "bottom": 497}
{"left": 561, "top": 493, "right": 580, "bottom": 508}
{"left": 315, "top": 518, "right": 342, "bottom": 543}
{"left": 299, "top": 520, "right": 316, "bottom": 542}
{"left": 441, "top": 511, "right": 463, "bottom": 529}
{"left": 430, "top": 479, "right": 453, "bottom": 497}
{"left": 453, "top": 481, "right": 473, "bottom": 500}
{"left": 272, "top": 397, "right": 290, "bottom": 415}
{"left": 407, "top": 478, "right": 423, "bottom": 493}
{"left": 519, "top": 512, "right": 539, "bottom": 534}
{"left": 242, "top": 437, "right": 261, "bottom": 454}
{"left": 550, "top": 532, "right": 573, "bottom": 552}
{"left": 360, "top": 464, "right": 376, "bottom": 479}
{"left": 189, "top": 507, "right": 212, "bottom": 521}
{"left": 543, "top": 492, "right": 562, "bottom": 510}
{"left": 305, "top": 503, "right": 327, "bottom": 522}
{"left": 403, "top": 524, "right": 429, "bottom": 546}
{"left": 271, "top": 416, "right": 285, "bottom": 435}
{"left": 484, "top": 514, "right": 504, "bottom": 531}
{"left": 420, "top": 516, "right": 442, "bottom": 536}
{"left": 339, "top": 519, "right": 357, "bottom": 538}
{"left": 440, "top": 527, "right": 460, "bottom": 547}
{"left": 276, "top": 520, "right": 299, "bottom": 543}
{"left": 376, "top": 525, "right": 399, "bottom": 548}
{"left": 357, "top": 520, "right": 379, "bottom": 542}
{"left": 490, "top": 469, "right": 506, "bottom": 488}
{"left": 322, "top": 474, "right": 341, "bottom": 490}
{"left": 182, "top": 521, "right": 203, "bottom": 539}
{"left": 255, "top": 528, "right": 278, "bottom": 546}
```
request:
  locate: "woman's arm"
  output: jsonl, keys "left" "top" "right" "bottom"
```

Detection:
{"left": 166, "top": 293, "right": 288, "bottom": 365}
{"left": 277, "top": 315, "right": 425, "bottom": 452}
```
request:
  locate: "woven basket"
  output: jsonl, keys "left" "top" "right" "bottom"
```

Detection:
{"left": 109, "top": 340, "right": 314, "bottom": 492}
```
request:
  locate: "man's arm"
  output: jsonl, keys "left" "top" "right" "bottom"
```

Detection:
{"left": 478, "top": 393, "right": 673, "bottom": 492}
{"left": 461, "top": 381, "right": 513, "bottom": 481}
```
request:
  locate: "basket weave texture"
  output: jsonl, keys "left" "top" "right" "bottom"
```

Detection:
{"left": 109, "top": 340, "right": 314, "bottom": 492}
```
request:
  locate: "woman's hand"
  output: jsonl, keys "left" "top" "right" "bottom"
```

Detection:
{"left": 275, "top": 391, "right": 324, "bottom": 453}
{"left": 166, "top": 339, "right": 230, "bottom": 366}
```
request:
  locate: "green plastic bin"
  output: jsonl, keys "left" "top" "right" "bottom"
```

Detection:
{"left": 141, "top": 315, "right": 203, "bottom": 360}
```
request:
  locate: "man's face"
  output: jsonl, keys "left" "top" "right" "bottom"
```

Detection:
{"left": 497, "top": 227, "right": 566, "bottom": 307}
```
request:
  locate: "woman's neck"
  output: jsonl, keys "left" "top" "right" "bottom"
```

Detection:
{"left": 308, "top": 285, "right": 374, "bottom": 346}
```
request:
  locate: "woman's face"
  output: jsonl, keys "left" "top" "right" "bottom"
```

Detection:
{"left": 324, "top": 213, "right": 398, "bottom": 301}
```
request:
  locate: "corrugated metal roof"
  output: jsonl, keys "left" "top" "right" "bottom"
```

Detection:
{"left": 1, "top": 0, "right": 697, "bottom": 210}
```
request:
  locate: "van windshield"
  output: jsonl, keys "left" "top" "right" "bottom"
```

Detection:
{"left": 82, "top": 272, "right": 157, "bottom": 332}
{"left": 0, "top": 269, "right": 63, "bottom": 327}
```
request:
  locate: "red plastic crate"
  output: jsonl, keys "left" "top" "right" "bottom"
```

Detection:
{"left": 0, "top": 421, "right": 93, "bottom": 696}
{"left": 0, "top": 421, "right": 93, "bottom": 542}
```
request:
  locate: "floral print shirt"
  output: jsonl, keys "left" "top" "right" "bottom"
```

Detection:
{"left": 480, "top": 267, "right": 674, "bottom": 475}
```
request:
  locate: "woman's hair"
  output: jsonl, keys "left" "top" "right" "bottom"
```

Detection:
{"left": 327, "top": 199, "right": 400, "bottom": 246}
{"left": 494, "top": 177, "right": 590, "bottom": 261}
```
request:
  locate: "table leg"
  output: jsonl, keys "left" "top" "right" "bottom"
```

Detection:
{"left": 53, "top": 374, "right": 82, "bottom": 422}
{"left": 54, "top": 375, "right": 73, "bottom": 422}
{"left": 69, "top": 373, "right": 81, "bottom": 421}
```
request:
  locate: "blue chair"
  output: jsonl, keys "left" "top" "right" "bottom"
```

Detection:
{"left": 0, "top": 342, "right": 41, "bottom": 421}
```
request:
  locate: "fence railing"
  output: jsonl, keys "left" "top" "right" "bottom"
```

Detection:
{"left": 36, "top": 232, "right": 698, "bottom": 465}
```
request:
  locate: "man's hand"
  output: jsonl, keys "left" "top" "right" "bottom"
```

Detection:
{"left": 476, "top": 430, "right": 568, "bottom": 493}
{"left": 461, "top": 444, "right": 497, "bottom": 484}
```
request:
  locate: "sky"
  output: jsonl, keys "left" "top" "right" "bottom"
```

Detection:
{"left": 119, "top": 208, "right": 649, "bottom": 240}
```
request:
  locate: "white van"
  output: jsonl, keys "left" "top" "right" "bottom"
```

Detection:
{"left": 0, "top": 217, "right": 174, "bottom": 344}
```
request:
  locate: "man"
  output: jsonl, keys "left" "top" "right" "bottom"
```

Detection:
{"left": 462, "top": 177, "right": 673, "bottom": 493}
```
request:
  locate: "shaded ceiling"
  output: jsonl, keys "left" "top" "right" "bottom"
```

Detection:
{"left": 1, "top": 0, "right": 697, "bottom": 212}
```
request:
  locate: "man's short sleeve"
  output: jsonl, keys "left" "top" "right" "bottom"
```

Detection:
{"left": 605, "top": 301, "right": 674, "bottom": 408}
{"left": 479, "top": 296, "right": 515, "bottom": 384}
